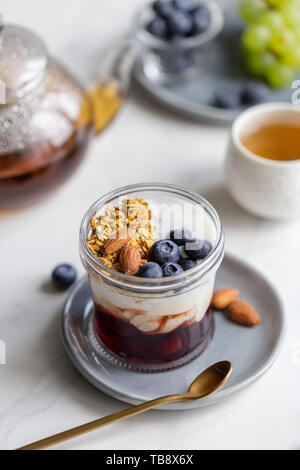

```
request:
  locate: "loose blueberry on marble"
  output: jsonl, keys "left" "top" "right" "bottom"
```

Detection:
{"left": 52, "top": 264, "right": 77, "bottom": 290}
{"left": 151, "top": 240, "right": 180, "bottom": 264}
{"left": 168, "top": 10, "right": 193, "bottom": 35}
{"left": 170, "top": 229, "right": 196, "bottom": 246}
{"left": 147, "top": 16, "right": 168, "bottom": 38}
{"left": 193, "top": 5, "right": 211, "bottom": 34}
{"left": 178, "top": 257, "right": 197, "bottom": 271}
{"left": 138, "top": 262, "right": 163, "bottom": 278}
{"left": 162, "top": 262, "right": 184, "bottom": 277}
{"left": 240, "top": 81, "right": 269, "bottom": 106}
{"left": 213, "top": 90, "right": 239, "bottom": 110}
{"left": 153, "top": 0, "right": 175, "bottom": 18}
{"left": 185, "top": 239, "right": 212, "bottom": 260}
{"left": 172, "top": 0, "right": 198, "bottom": 12}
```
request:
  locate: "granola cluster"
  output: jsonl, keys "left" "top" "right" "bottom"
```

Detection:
{"left": 87, "top": 198, "right": 155, "bottom": 272}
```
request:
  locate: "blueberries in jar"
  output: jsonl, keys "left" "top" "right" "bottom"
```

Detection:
{"left": 162, "top": 262, "right": 184, "bottom": 277}
{"left": 185, "top": 239, "right": 212, "bottom": 260}
{"left": 151, "top": 240, "right": 180, "bottom": 264}
{"left": 153, "top": 0, "right": 175, "bottom": 18}
{"left": 147, "top": 1, "right": 213, "bottom": 40}
{"left": 240, "top": 81, "right": 269, "bottom": 106}
{"left": 170, "top": 229, "right": 196, "bottom": 246}
{"left": 178, "top": 257, "right": 197, "bottom": 271}
{"left": 213, "top": 90, "right": 239, "bottom": 110}
{"left": 147, "top": 16, "right": 168, "bottom": 38}
{"left": 138, "top": 262, "right": 163, "bottom": 278}
{"left": 168, "top": 10, "right": 193, "bottom": 35}
{"left": 172, "top": 0, "right": 198, "bottom": 12}
{"left": 193, "top": 5, "right": 211, "bottom": 34}
{"left": 51, "top": 264, "right": 77, "bottom": 290}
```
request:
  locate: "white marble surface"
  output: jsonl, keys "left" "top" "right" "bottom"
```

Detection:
{"left": 0, "top": 0, "right": 299, "bottom": 451}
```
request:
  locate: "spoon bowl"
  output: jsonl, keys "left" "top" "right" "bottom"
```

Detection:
{"left": 188, "top": 361, "right": 233, "bottom": 398}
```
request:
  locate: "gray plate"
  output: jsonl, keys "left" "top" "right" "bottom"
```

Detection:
{"left": 61, "top": 253, "right": 286, "bottom": 410}
{"left": 134, "top": 12, "right": 297, "bottom": 124}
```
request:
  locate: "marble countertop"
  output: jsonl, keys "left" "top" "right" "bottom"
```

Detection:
{"left": 1, "top": 0, "right": 299, "bottom": 451}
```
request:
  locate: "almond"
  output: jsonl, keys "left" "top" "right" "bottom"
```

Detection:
{"left": 211, "top": 288, "right": 239, "bottom": 310}
{"left": 227, "top": 300, "right": 261, "bottom": 327}
{"left": 119, "top": 245, "right": 141, "bottom": 276}
{"left": 102, "top": 227, "right": 135, "bottom": 255}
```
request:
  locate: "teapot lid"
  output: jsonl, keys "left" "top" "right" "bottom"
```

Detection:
{"left": 0, "top": 18, "right": 48, "bottom": 103}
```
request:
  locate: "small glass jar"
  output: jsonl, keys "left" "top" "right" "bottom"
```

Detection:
{"left": 134, "top": 1, "right": 224, "bottom": 84}
{"left": 80, "top": 183, "right": 224, "bottom": 372}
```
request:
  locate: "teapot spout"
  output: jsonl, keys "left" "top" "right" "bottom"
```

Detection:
{"left": 88, "top": 37, "right": 139, "bottom": 135}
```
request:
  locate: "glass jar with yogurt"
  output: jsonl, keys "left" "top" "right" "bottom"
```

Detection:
{"left": 80, "top": 183, "right": 224, "bottom": 372}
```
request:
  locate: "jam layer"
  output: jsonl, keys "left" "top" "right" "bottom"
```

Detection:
{"left": 94, "top": 304, "right": 213, "bottom": 365}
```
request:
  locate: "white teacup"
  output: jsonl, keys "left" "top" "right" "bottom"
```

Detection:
{"left": 225, "top": 103, "right": 300, "bottom": 220}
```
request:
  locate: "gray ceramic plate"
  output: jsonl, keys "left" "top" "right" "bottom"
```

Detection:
{"left": 61, "top": 253, "right": 286, "bottom": 410}
{"left": 134, "top": 12, "right": 297, "bottom": 124}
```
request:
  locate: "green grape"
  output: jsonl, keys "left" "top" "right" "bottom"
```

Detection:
{"left": 242, "top": 25, "right": 272, "bottom": 52}
{"left": 266, "top": 63, "right": 295, "bottom": 87}
{"left": 240, "top": 0, "right": 267, "bottom": 22}
{"left": 258, "top": 10, "right": 286, "bottom": 31}
{"left": 265, "top": 0, "right": 287, "bottom": 6}
{"left": 293, "top": 30, "right": 300, "bottom": 42}
{"left": 269, "top": 29, "right": 295, "bottom": 55}
{"left": 246, "top": 51, "right": 277, "bottom": 77}
{"left": 279, "top": 3, "right": 300, "bottom": 31}
{"left": 282, "top": 43, "right": 300, "bottom": 67}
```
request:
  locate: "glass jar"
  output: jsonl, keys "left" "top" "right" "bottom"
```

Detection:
{"left": 134, "top": 0, "right": 224, "bottom": 84}
{"left": 0, "top": 22, "right": 93, "bottom": 209}
{"left": 80, "top": 183, "right": 224, "bottom": 372}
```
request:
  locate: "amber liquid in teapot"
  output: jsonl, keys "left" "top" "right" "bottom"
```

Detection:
{"left": 0, "top": 66, "right": 94, "bottom": 209}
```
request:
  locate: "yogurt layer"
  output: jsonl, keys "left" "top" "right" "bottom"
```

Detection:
{"left": 89, "top": 195, "right": 217, "bottom": 334}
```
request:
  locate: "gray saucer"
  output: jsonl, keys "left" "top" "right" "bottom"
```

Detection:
{"left": 134, "top": 13, "right": 297, "bottom": 124}
{"left": 61, "top": 253, "right": 286, "bottom": 410}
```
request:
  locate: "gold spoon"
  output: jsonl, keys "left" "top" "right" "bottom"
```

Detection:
{"left": 17, "top": 361, "right": 233, "bottom": 451}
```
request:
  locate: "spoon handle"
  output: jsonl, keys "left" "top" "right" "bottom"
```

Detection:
{"left": 17, "top": 394, "right": 184, "bottom": 451}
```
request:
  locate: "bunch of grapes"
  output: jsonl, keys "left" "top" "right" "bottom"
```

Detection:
{"left": 241, "top": 0, "right": 300, "bottom": 87}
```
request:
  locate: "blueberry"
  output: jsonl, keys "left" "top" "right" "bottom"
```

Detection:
{"left": 185, "top": 239, "right": 212, "bottom": 260}
{"left": 169, "top": 33, "right": 186, "bottom": 41}
{"left": 168, "top": 10, "right": 193, "bottom": 35}
{"left": 240, "top": 81, "right": 269, "bottom": 106}
{"left": 193, "top": 6, "right": 211, "bottom": 34}
{"left": 213, "top": 90, "right": 239, "bottom": 110}
{"left": 52, "top": 264, "right": 77, "bottom": 290}
{"left": 178, "top": 257, "right": 197, "bottom": 271}
{"left": 147, "top": 16, "right": 168, "bottom": 38}
{"left": 172, "top": 0, "right": 198, "bottom": 12}
{"left": 170, "top": 229, "right": 196, "bottom": 246}
{"left": 138, "top": 262, "right": 163, "bottom": 278}
{"left": 151, "top": 240, "right": 180, "bottom": 264}
{"left": 153, "top": 0, "right": 174, "bottom": 18}
{"left": 162, "top": 262, "right": 183, "bottom": 277}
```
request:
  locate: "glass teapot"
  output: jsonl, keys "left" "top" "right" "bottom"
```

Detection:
{"left": 0, "top": 19, "right": 136, "bottom": 209}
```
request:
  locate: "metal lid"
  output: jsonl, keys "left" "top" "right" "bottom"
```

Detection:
{"left": 0, "top": 20, "right": 48, "bottom": 104}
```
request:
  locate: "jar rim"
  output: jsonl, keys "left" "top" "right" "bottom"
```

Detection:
{"left": 80, "top": 182, "right": 224, "bottom": 294}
